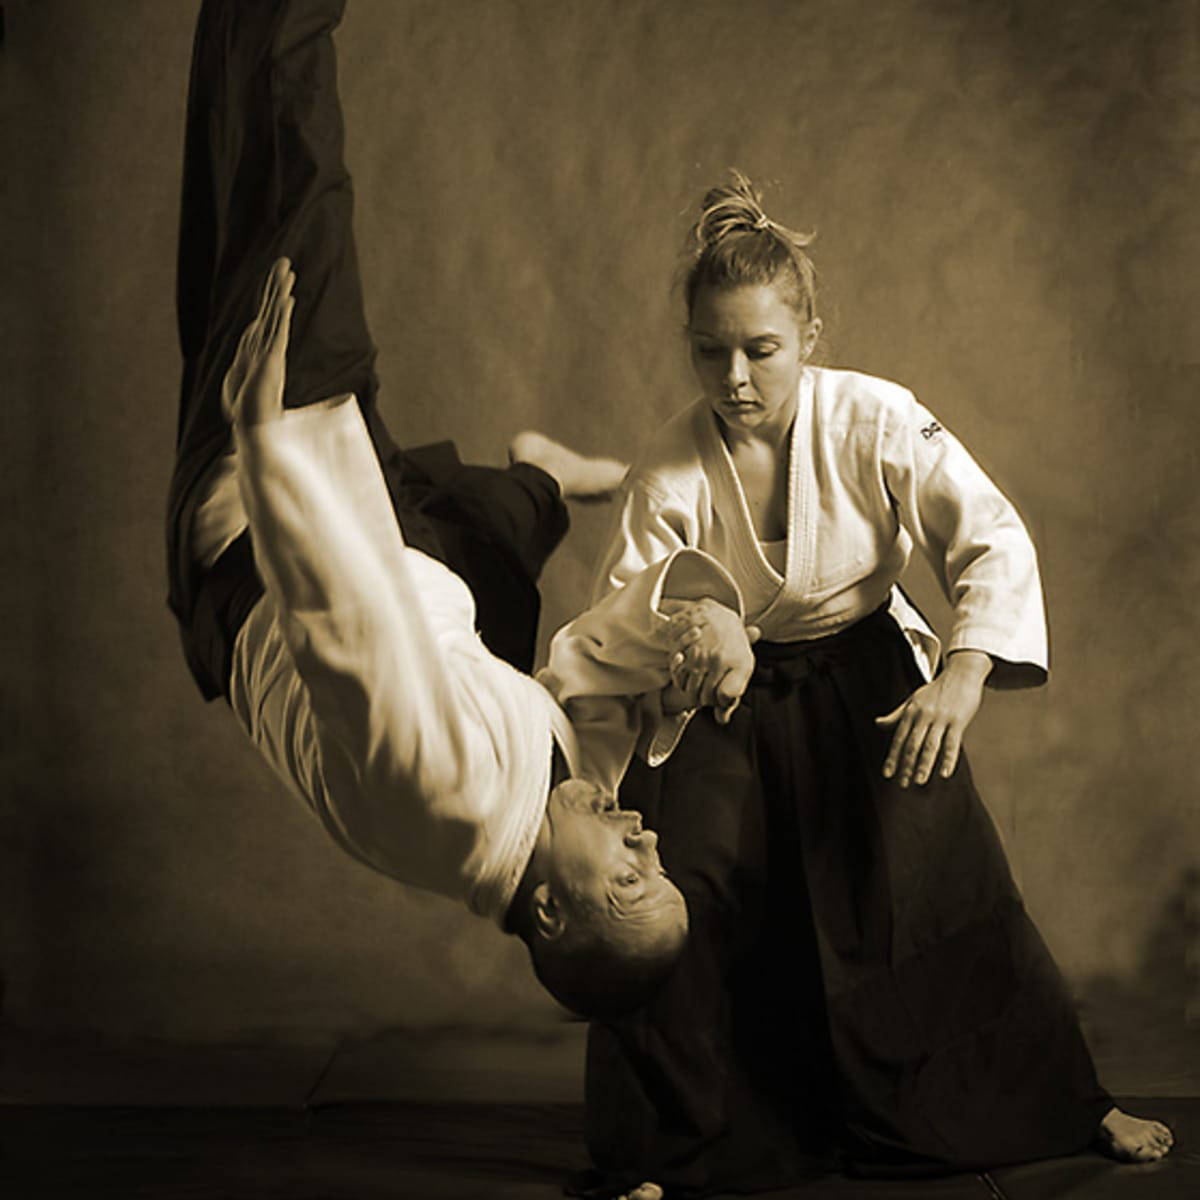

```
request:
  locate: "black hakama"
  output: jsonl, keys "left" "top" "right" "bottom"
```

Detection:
{"left": 578, "top": 607, "right": 1110, "bottom": 1196}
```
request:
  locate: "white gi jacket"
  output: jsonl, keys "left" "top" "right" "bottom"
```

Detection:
{"left": 545, "top": 366, "right": 1049, "bottom": 794}
{"left": 226, "top": 396, "right": 724, "bottom": 924}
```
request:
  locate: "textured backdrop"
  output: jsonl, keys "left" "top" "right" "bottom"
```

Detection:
{"left": 2, "top": 0, "right": 1197, "bottom": 1041}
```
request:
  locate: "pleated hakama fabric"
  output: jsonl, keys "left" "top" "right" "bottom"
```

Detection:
{"left": 579, "top": 608, "right": 1110, "bottom": 1197}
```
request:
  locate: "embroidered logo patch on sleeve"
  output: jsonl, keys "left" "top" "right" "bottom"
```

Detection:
{"left": 919, "top": 420, "right": 944, "bottom": 441}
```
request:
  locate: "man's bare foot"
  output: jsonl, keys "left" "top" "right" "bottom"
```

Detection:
{"left": 1097, "top": 1105, "right": 1174, "bottom": 1162}
{"left": 508, "top": 430, "right": 628, "bottom": 501}
{"left": 617, "top": 1184, "right": 662, "bottom": 1200}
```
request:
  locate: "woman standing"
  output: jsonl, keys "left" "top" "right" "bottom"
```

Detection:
{"left": 576, "top": 172, "right": 1172, "bottom": 1198}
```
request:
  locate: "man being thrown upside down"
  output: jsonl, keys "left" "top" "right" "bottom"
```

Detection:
{"left": 167, "top": 0, "right": 761, "bottom": 1021}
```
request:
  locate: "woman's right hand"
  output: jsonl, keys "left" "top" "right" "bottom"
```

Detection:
{"left": 662, "top": 598, "right": 760, "bottom": 723}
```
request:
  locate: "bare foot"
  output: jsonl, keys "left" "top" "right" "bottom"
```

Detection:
{"left": 618, "top": 1184, "right": 663, "bottom": 1200}
{"left": 1097, "top": 1105, "right": 1174, "bottom": 1162}
{"left": 508, "top": 430, "right": 628, "bottom": 501}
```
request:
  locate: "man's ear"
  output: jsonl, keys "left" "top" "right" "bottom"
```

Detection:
{"left": 532, "top": 881, "right": 568, "bottom": 941}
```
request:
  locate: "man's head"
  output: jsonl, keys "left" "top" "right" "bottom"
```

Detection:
{"left": 512, "top": 779, "right": 688, "bottom": 1019}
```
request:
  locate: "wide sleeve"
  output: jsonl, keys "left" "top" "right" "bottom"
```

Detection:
{"left": 880, "top": 392, "right": 1048, "bottom": 688}
{"left": 233, "top": 397, "right": 480, "bottom": 872}
{"left": 540, "top": 548, "right": 743, "bottom": 795}
{"left": 591, "top": 474, "right": 699, "bottom": 601}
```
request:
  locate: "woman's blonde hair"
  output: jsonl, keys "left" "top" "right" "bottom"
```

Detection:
{"left": 685, "top": 170, "right": 818, "bottom": 324}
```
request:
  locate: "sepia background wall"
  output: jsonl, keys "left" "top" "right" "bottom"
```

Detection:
{"left": 2, "top": 0, "right": 1197, "bottom": 1043}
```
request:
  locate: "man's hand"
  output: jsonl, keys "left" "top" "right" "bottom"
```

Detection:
{"left": 223, "top": 258, "right": 296, "bottom": 426}
{"left": 660, "top": 597, "right": 760, "bottom": 724}
{"left": 876, "top": 649, "right": 992, "bottom": 787}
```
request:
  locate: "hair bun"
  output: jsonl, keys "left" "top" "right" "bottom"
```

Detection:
{"left": 695, "top": 169, "right": 769, "bottom": 249}
{"left": 684, "top": 169, "right": 820, "bottom": 324}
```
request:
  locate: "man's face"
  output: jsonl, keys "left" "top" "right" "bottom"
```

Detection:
{"left": 544, "top": 780, "right": 687, "bottom": 939}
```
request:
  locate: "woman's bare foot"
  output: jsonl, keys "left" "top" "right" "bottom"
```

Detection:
{"left": 1097, "top": 1105, "right": 1174, "bottom": 1162}
{"left": 508, "top": 430, "right": 628, "bottom": 501}
{"left": 617, "top": 1184, "right": 663, "bottom": 1200}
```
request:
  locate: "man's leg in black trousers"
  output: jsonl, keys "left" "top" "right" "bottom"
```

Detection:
{"left": 168, "top": 0, "right": 384, "bottom": 698}
{"left": 167, "top": 0, "right": 569, "bottom": 701}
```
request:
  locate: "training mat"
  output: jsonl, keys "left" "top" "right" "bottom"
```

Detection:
{"left": 4, "top": 1097, "right": 1197, "bottom": 1199}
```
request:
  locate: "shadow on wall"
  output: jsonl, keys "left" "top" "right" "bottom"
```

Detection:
{"left": 1078, "top": 865, "right": 1200, "bottom": 1097}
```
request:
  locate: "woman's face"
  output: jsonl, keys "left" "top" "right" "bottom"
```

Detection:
{"left": 688, "top": 280, "right": 819, "bottom": 440}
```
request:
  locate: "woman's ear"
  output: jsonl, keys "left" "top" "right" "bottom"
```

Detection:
{"left": 800, "top": 317, "right": 823, "bottom": 360}
{"left": 532, "top": 881, "right": 567, "bottom": 941}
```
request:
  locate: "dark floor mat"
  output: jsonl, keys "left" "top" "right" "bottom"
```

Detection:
{"left": 0, "top": 1101, "right": 586, "bottom": 1200}
{"left": 1, "top": 1097, "right": 1196, "bottom": 1200}
{"left": 986, "top": 1095, "right": 1200, "bottom": 1200}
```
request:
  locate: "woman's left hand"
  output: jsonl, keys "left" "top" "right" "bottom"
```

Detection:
{"left": 875, "top": 650, "right": 993, "bottom": 787}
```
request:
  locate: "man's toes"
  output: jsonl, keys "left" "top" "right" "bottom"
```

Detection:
{"left": 1137, "top": 1138, "right": 1170, "bottom": 1161}
{"left": 621, "top": 1184, "right": 663, "bottom": 1200}
{"left": 632, "top": 1185, "right": 663, "bottom": 1200}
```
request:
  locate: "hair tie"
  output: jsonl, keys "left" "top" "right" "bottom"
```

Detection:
{"left": 753, "top": 212, "right": 771, "bottom": 231}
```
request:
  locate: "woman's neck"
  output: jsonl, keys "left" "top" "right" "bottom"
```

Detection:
{"left": 716, "top": 394, "right": 796, "bottom": 454}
